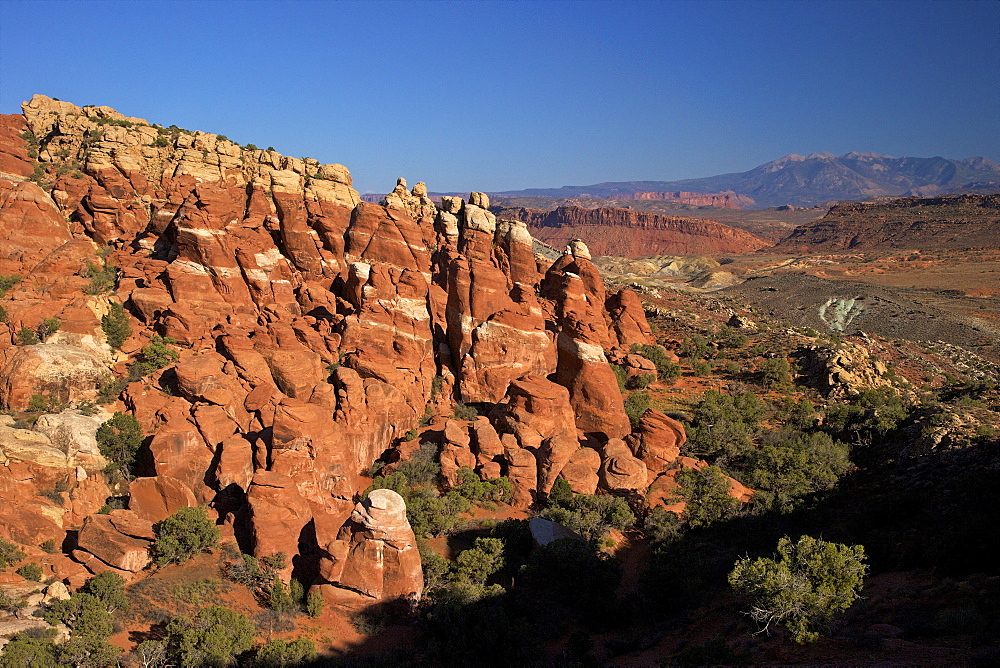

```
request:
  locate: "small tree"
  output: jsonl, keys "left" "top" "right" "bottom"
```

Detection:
{"left": 16, "top": 326, "right": 40, "bottom": 345}
{"left": 101, "top": 302, "right": 131, "bottom": 349}
{"left": 267, "top": 579, "right": 296, "bottom": 614}
{"left": 304, "top": 590, "right": 324, "bottom": 618}
{"left": 151, "top": 506, "right": 220, "bottom": 565}
{"left": 0, "top": 537, "right": 25, "bottom": 568}
{"left": 82, "top": 571, "right": 129, "bottom": 612}
{"left": 165, "top": 605, "right": 255, "bottom": 667}
{"left": 729, "top": 535, "right": 867, "bottom": 643}
{"left": 0, "top": 630, "right": 59, "bottom": 668}
{"left": 675, "top": 465, "right": 740, "bottom": 529}
{"left": 96, "top": 412, "right": 143, "bottom": 478}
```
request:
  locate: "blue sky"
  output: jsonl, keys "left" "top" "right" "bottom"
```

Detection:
{"left": 1, "top": 0, "right": 997, "bottom": 193}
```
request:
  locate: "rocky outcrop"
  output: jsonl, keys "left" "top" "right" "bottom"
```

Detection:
{"left": 500, "top": 205, "right": 770, "bottom": 256}
{"left": 794, "top": 341, "right": 893, "bottom": 399}
{"left": 626, "top": 409, "right": 686, "bottom": 475}
{"left": 314, "top": 489, "right": 423, "bottom": 606}
{"left": 0, "top": 95, "right": 658, "bottom": 590}
{"left": 493, "top": 375, "right": 580, "bottom": 498}
{"left": 544, "top": 243, "right": 631, "bottom": 439}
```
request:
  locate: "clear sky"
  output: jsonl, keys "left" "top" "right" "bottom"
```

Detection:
{"left": 1, "top": 0, "right": 997, "bottom": 193}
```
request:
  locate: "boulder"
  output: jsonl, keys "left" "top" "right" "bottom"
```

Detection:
{"left": 558, "top": 447, "right": 601, "bottom": 495}
{"left": 626, "top": 409, "right": 686, "bottom": 475}
{"left": 75, "top": 513, "right": 152, "bottom": 572}
{"left": 599, "top": 439, "right": 648, "bottom": 492}
{"left": 128, "top": 475, "right": 199, "bottom": 524}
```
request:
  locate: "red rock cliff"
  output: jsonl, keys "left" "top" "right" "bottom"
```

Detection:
{"left": 498, "top": 205, "right": 771, "bottom": 256}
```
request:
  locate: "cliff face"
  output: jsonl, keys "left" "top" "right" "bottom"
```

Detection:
{"left": 610, "top": 190, "right": 754, "bottom": 209}
{"left": 496, "top": 205, "right": 771, "bottom": 256}
{"left": 0, "top": 95, "right": 753, "bottom": 597}
{"left": 772, "top": 194, "right": 1000, "bottom": 253}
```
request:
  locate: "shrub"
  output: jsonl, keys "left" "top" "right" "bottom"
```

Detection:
{"left": 825, "top": 387, "right": 910, "bottom": 439}
{"left": 96, "top": 412, "right": 143, "bottom": 478}
{"left": 267, "top": 579, "right": 296, "bottom": 614}
{"left": 394, "top": 441, "right": 441, "bottom": 487}
{"left": 626, "top": 372, "right": 656, "bottom": 390}
{"left": 135, "top": 335, "right": 179, "bottom": 374}
{"left": 759, "top": 357, "right": 793, "bottom": 389}
{"left": 624, "top": 390, "right": 651, "bottom": 429}
{"left": 82, "top": 261, "right": 117, "bottom": 294}
{"left": 743, "top": 429, "right": 851, "bottom": 511}
{"left": 16, "top": 327, "right": 40, "bottom": 345}
{"left": 539, "top": 489, "right": 635, "bottom": 543}
{"left": 101, "top": 302, "right": 131, "bottom": 349}
{"left": 222, "top": 552, "right": 274, "bottom": 591}
{"left": 40, "top": 539, "right": 58, "bottom": 554}
{"left": 82, "top": 571, "right": 129, "bottom": 612}
{"left": 129, "top": 640, "right": 167, "bottom": 668}
{"left": 684, "top": 390, "right": 764, "bottom": 463}
{"left": 0, "top": 274, "right": 21, "bottom": 297}
{"left": 0, "top": 305, "right": 6, "bottom": 323}
{"left": 0, "top": 589, "right": 25, "bottom": 614}
{"left": 165, "top": 605, "right": 255, "bottom": 667}
{"left": 631, "top": 343, "right": 682, "bottom": 381}
{"left": 729, "top": 535, "right": 867, "bottom": 643}
{"left": 643, "top": 507, "right": 684, "bottom": 544}
{"left": 454, "top": 537, "right": 506, "bottom": 585}
{"left": 151, "top": 506, "right": 220, "bottom": 565}
{"left": 452, "top": 402, "right": 479, "bottom": 420}
{"left": 16, "top": 562, "right": 42, "bottom": 581}
{"left": 679, "top": 334, "right": 713, "bottom": 360}
{"left": 0, "top": 629, "right": 59, "bottom": 667}
{"left": 253, "top": 638, "right": 317, "bottom": 667}
{"left": 27, "top": 393, "right": 48, "bottom": 412}
{"left": 715, "top": 325, "right": 749, "bottom": 350}
{"left": 611, "top": 363, "right": 628, "bottom": 392}
{"left": 38, "top": 316, "right": 60, "bottom": 340}
{"left": 674, "top": 466, "right": 741, "bottom": 528}
{"left": 451, "top": 466, "right": 513, "bottom": 506}
{"left": 691, "top": 359, "right": 713, "bottom": 376}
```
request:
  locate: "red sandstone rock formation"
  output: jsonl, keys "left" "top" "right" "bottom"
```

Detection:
{"left": 314, "top": 489, "right": 423, "bottom": 607}
{"left": 0, "top": 95, "right": 664, "bottom": 591}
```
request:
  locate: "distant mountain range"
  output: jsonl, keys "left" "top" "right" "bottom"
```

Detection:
{"left": 493, "top": 153, "right": 1000, "bottom": 209}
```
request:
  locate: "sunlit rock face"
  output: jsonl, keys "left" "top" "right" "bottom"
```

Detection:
{"left": 0, "top": 95, "right": 668, "bottom": 587}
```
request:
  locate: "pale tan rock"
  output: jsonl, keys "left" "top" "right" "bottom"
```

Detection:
{"left": 0, "top": 344, "right": 110, "bottom": 411}
{"left": 0, "top": 426, "right": 67, "bottom": 468}
{"left": 33, "top": 410, "right": 110, "bottom": 471}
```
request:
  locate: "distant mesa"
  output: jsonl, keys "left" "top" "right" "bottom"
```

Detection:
{"left": 496, "top": 205, "right": 771, "bottom": 257}
{"left": 771, "top": 193, "right": 1000, "bottom": 253}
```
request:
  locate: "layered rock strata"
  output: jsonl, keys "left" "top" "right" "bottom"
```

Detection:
{"left": 0, "top": 95, "right": 737, "bottom": 599}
